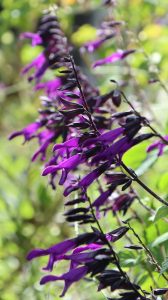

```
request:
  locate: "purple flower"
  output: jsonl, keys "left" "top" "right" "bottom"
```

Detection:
{"left": 21, "top": 13, "right": 72, "bottom": 83}
{"left": 112, "top": 193, "right": 135, "bottom": 215}
{"left": 42, "top": 153, "right": 83, "bottom": 180}
{"left": 43, "top": 243, "right": 102, "bottom": 272}
{"left": 27, "top": 232, "right": 99, "bottom": 261}
{"left": 72, "top": 243, "right": 102, "bottom": 254}
{"left": 33, "top": 229, "right": 127, "bottom": 296}
{"left": 106, "top": 226, "right": 129, "bottom": 242}
{"left": 31, "top": 130, "right": 56, "bottom": 161}
{"left": 9, "top": 122, "right": 41, "bottom": 142}
{"left": 9, "top": 124, "right": 59, "bottom": 162}
{"left": 92, "top": 49, "right": 135, "bottom": 68}
{"left": 81, "top": 34, "right": 114, "bottom": 53}
{"left": 78, "top": 162, "right": 111, "bottom": 191}
{"left": 27, "top": 231, "right": 113, "bottom": 271}
{"left": 147, "top": 136, "right": 168, "bottom": 156}
{"left": 27, "top": 232, "right": 110, "bottom": 284}
{"left": 27, "top": 239, "right": 75, "bottom": 261}
{"left": 22, "top": 52, "right": 47, "bottom": 82}
{"left": 64, "top": 250, "right": 98, "bottom": 269}
{"left": 20, "top": 32, "right": 42, "bottom": 46}
{"left": 83, "top": 127, "right": 124, "bottom": 147}
{"left": 53, "top": 137, "right": 80, "bottom": 153}
{"left": 40, "top": 266, "right": 88, "bottom": 297}
{"left": 92, "top": 188, "right": 115, "bottom": 211}
{"left": 82, "top": 38, "right": 105, "bottom": 53}
{"left": 91, "top": 136, "right": 132, "bottom": 164}
{"left": 91, "top": 133, "right": 152, "bottom": 165}
{"left": 35, "top": 78, "right": 62, "bottom": 97}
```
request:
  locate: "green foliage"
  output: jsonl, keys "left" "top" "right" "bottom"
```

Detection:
{"left": 152, "top": 206, "right": 168, "bottom": 222}
{"left": 152, "top": 232, "right": 168, "bottom": 247}
{"left": 160, "top": 257, "right": 168, "bottom": 275}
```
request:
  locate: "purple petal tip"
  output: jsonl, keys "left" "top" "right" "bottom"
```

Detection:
{"left": 26, "top": 249, "right": 47, "bottom": 260}
{"left": 42, "top": 166, "right": 57, "bottom": 176}
{"left": 40, "top": 275, "right": 58, "bottom": 285}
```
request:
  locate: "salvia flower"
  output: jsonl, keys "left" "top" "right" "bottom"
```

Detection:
{"left": 35, "top": 78, "right": 62, "bottom": 97}
{"left": 147, "top": 135, "right": 168, "bottom": 156}
{"left": 92, "top": 49, "right": 136, "bottom": 68}
{"left": 83, "top": 127, "right": 124, "bottom": 147}
{"left": 9, "top": 122, "right": 42, "bottom": 142}
{"left": 82, "top": 34, "right": 115, "bottom": 53}
{"left": 77, "top": 162, "right": 111, "bottom": 191}
{"left": 91, "top": 173, "right": 133, "bottom": 216}
{"left": 43, "top": 243, "right": 102, "bottom": 272}
{"left": 27, "top": 227, "right": 129, "bottom": 296}
{"left": 22, "top": 53, "right": 47, "bottom": 82}
{"left": 112, "top": 193, "right": 136, "bottom": 215}
{"left": 20, "top": 32, "right": 42, "bottom": 46}
{"left": 21, "top": 12, "right": 71, "bottom": 82}
{"left": 31, "top": 129, "right": 56, "bottom": 161}
{"left": 40, "top": 266, "right": 88, "bottom": 297}
{"left": 42, "top": 153, "right": 83, "bottom": 180}
{"left": 93, "top": 187, "right": 115, "bottom": 212}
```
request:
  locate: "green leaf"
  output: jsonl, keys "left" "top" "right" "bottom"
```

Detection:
{"left": 71, "top": 24, "right": 97, "bottom": 46}
{"left": 153, "top": 206, "right": 168, "bottom": 222}
{"left": 137, "top": 273, "right": 149, "bottom": 285}
{"left": 158, "top": 172, "right": 168, "bottom": 192}
{"left": 160, "top": 257, "right": 168, "bottom": 274}
{"left": 119, "top": 251, "right": 141, "bottom": 267}
{"left": 152, "top": 232, "right": 168, "bottom": 247}
{"left": 123, "top": 142, "right": 148, "bottom": 170}
{"left": 135, "top": 151, "right": 158, "bottom": 176}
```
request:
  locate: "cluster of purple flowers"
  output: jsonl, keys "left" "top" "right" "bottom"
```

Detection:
{"left": 27, "top": 227, "right": 130, "bottom": 296}
{"left": 10, "top": 6, "right": 168, "bottom": 299}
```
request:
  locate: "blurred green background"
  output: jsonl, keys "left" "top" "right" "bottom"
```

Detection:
{"left": 1, "top": 0, "right": 168, "bottom": 299}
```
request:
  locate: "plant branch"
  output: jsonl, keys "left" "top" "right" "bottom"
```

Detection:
{"left": 121, "top": 91, "right": 168, "bottom": 145}
{"left": 120, "top": 160, "right": 168, "bottom": 207}
{"left": 85, "top": 191, "right": 146, "bottom": 299}
{"left": 69, "top": 55, "right": 100, "bottom": 135}
{"left": 133, "top": 190, "right": 168, "bottom": 223}
{"left": 125, "top": 221, "right": 168, "bottom": 283}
